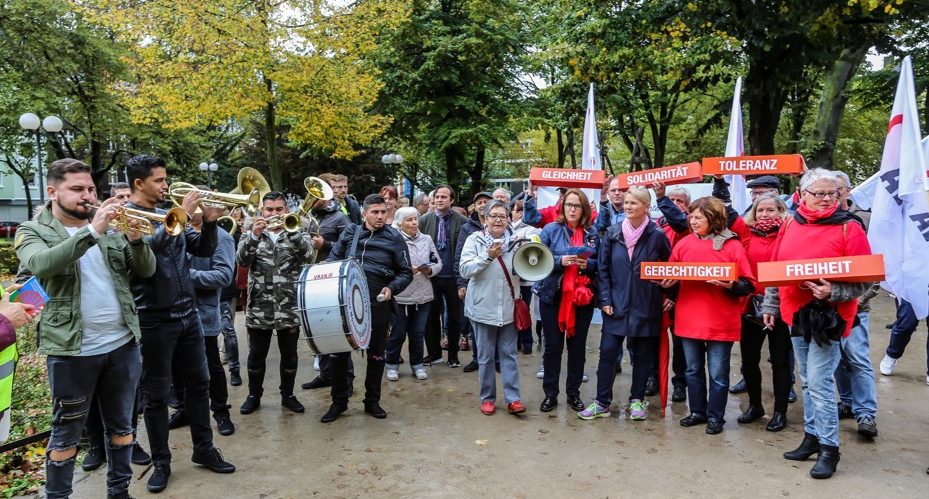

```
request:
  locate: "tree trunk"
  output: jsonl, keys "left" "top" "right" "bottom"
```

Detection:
{"left": 808, "top": 46, "right": 868, "bottom": 170}
{"left": 21, "top": 175, "right": 34, "bottom": 220}
{"left": 566, "top": 129, "right": 577, "bottom": 168}
{"left": 444, "top": 146, "right": 462, "bottom": 196}
{"left": 470, "top": 146, "right": 485, "bottom": 201}
{"left": 745, "top": 64, "right": 792, "bottom": 155}
{"left": 264, "top": 78, "right": 281, "bottom": 190}
{"left": 556, "top": 129, "right": 566, "bottom": 168}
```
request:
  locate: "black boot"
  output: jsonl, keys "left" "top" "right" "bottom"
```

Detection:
{"left": 784, "top": 432, "right": 821, "bottom": 461}
{"left": 737, "top": 404, "right": 765, "bottom": 424}
{"left": 810, "top": 445, "right": 840, "bottom": 479}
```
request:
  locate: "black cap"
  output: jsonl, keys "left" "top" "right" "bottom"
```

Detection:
{"left": 472, "top": 191, "right": 492, "bottom": 203}
{"left": 746, "top": 175, "right": 780, "bottom": 189}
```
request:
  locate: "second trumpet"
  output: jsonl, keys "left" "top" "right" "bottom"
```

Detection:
{"left": 85, "top": 203, "right": 189, "bottom": 236}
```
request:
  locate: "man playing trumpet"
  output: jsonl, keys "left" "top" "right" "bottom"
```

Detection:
{"left": 236, "top": 191, "right": 314, "bottom": 415}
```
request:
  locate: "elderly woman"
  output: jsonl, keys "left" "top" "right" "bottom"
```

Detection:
{"left": 660, "top": 197, "right": 755, "bottom": 435}
{"left": 731, "top": 193, "right": 793, "bottom": 432}
{"left": 762, "top": 168, "right": 872, "bottom": 479}
{"left": 386, "top": 207, "right": 442, "bottom": 382}
{"left": 536, "top": 189, "right": 599, "bottom": 413}
{"left": 580, "top": 187, "right": 670, "bottom": 421}
{"left": 460, "top": 200, "right": 525, "bottom": 415}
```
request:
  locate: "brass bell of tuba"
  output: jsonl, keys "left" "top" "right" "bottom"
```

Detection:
{"left": 298, "top": 176, "right": 333, "bottom": 215}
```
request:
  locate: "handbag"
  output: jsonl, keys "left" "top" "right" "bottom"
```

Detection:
{"left": 498, "top": 257, "right": 532, "bottom": 330}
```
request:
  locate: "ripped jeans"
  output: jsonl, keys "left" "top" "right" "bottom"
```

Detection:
{"left": 45, "top": 340, "right": 142, "bottom": 498}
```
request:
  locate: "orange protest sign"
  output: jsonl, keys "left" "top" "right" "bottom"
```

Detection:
{"left": 640, "top": 262, "right": 738, "bottom": 281}
{"left": 701, "top": 154, "right": 805, "bottom": 175}
{"left": 529, "top": 167, "right": 606, "bottom": 189}
{"left": 616, "top": 162, "right": 703, "bottom": 189}
{"left": 756, "top": 254, "right": 885, "bottom": 287}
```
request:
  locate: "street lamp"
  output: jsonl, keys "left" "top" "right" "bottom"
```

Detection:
{"left": 199, "top": 161, "right": 219, "bottom": 189}
{"left": 381, "top": 153, "right": 408, "bottom": 198}
{"left": 18, "top": 113, "right": 63, "bottom": 206}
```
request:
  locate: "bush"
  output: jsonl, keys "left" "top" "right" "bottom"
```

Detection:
{"left": 0, "top": 242, "right": 19, "bottom": 276}
{"left": 0, "top": 323, "right": 51, "bottom": 497}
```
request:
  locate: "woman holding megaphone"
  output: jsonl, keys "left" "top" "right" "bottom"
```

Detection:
{"left": 579, "top": 186, "right": 671, "bottom": 422}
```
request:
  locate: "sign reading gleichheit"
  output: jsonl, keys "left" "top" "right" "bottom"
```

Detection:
{"left": 757, "top": 254, "right": 885, "bottom": 287}
{"left": 640, "top": 262, "right": 738, "bottom": 281}
{"left": 616, "top": 162, "right": 703, "bottom": 189}
{"left": 529, "top": 167, "right": 606, "bottom": 189}
{"left": 701, "top": 154, "right": 805, "bottom": 175}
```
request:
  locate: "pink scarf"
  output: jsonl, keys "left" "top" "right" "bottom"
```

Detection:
{"left": 622, "top": 218, "right": 648, "bottom": 259}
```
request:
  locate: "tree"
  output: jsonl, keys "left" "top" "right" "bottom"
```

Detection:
{"left": 86, "top": 0, "right": 402, "bottom": 190}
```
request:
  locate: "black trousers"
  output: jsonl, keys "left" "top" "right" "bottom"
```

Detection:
{"left": 331, "top": 313, "right": 390, "bottom": 406}
{"left": 425, "top": 277, "right": 463, "bottom": 360}
{"left": 740, "top": 317, "right": 792, "bottom": 413}
{"left": 173, "top": 335, "right": 230, "bottom": 416}
{"left": 319, "top": 354, "right": 354, "bottom": 382}
{"left": 540, "top": 297, "right": 593, "bottom": 399}
{"left": 246, "top": 326, "right": 300, "bottom": 398}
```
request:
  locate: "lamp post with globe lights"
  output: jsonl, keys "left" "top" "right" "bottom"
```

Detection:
{"left": 199, "top": 161, "right": 219, "bottom": 189}
{"left": 18, "top": 113, "right": 63, "bottom": 206}
{"left": 381, "top": 153, "right": 407, "bottom": 197}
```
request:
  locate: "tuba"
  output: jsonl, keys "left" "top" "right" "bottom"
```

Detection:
{"left": 85, "top": 203, "right": 189, "bottom": 237}
{"left": 298, "top": 176, "right": 333, "bottom": 216}
{"left": 168, "top": 182, "right": 261, "bottom": 214}
{"left": 231, "top": 167, "right": 271, "bottom": 215}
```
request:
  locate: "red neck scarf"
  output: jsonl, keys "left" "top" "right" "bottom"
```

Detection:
{"left": 797, "top": 200, "right": 839, "bottom": 223}
{"left": 750, "top": 217, "right": 783, "bottom": 234}
{"left": 557, "top": 225, "right": 592, "bottom": 337}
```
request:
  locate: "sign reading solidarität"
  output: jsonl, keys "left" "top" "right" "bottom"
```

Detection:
{"left": 640, "top": 262, "right": 737, "bottom": 281}
{"left": 529, "top": 167, "right": 606, "bottom": 189}
{"left": 702, "top": 154, "right": 805, "bottom": 175}
{"left": 616, "top": 162, "right": 703, "bottom": 189}
{"left": 757, "top": 254, "right": 885, "bottom": 287}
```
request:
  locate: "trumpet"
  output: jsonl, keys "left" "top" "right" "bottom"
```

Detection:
{"left": 85, "top": 203, "right": 189, "bottom": 236}
{"left": 265, "top": 213, "right": 302, "bottom": 233}
{"left": 168, "top": 182, "right": 261, "bottom": 214}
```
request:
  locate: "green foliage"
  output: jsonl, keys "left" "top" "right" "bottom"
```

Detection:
{"left": 0, "top": 242, "right": 19, "bottom": 275}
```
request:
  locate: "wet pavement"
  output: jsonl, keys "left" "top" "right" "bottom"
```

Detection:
{"left": 67, "top": 294, "right": 928, "bottom": 498}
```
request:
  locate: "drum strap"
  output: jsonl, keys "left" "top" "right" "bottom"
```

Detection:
{"left": 347, "top": 224, "right": 363, "bottom": 260}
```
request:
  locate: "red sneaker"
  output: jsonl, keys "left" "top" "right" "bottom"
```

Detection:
{"left": 507, "top": 401, "right": 526, "bottom": 414}
{"left": 481, "top": 401, "right": 495, "bottom": 415}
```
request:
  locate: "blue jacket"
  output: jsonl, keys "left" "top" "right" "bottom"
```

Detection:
{"left": 190, "top": 230, "right": 235, "bottom": 336}
{"left": 597, "top": 220, "right": 671, "bottom": 337}
{"left": 533, "top": 222, "right": 599, "bottom": 305}
{"left": 594, "top": 201, "right": 626, "bottom": 233}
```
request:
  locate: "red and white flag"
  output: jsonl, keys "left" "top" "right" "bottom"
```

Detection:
{"left": 868, "top": 56, "right": 929, "bottom": 318}
{"left": 725, "top": 77, "right": 749, "bottom": 214}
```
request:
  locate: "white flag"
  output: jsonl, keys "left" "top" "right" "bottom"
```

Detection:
{"left": 868, "top": 56, "right": 929, "bottom": 319}
{"left": 725, "top": 77, "right": 749, "bottom": 214}
{"left": 581, "top": 83, "right": 601, "bottom": 206}
{"left": 850, "top": 136, "right": 929, "bottom": 210}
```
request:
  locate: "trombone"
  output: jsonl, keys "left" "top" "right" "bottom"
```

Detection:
{"left": 265, "top": 213, "right": 302, "bottom": 233}
{"left": 85, "top": 203, "right": 189, "bottom": 237}
{"left": 168, "top": 182, "right": 261, "bottom": 214}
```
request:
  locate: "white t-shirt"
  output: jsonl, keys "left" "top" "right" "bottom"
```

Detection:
{"left": 65, "top": 227, "right": 133, "bottom": 356}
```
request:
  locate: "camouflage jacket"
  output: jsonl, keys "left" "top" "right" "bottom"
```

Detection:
{"left": 236, "top": 218, "right": 314, "bottom": 329}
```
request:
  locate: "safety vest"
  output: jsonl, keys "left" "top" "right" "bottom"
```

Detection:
{"left": 0, "top": 343, "right": 15, "bottom": 414}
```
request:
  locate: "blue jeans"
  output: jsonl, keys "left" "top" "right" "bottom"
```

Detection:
{"left": 387, "top": 302, "right": 433, "bottom": 371}
{"left": 681, "top": 339, "right": 733, "bottom": 421}
{"left": 219, "top": 298, "right": 240, "bottom": 372}
{"left": 886, "top": 299, "right": 929, "bottom": 374}
{"left": 834, "top": 312, "right": 878, "bottom": 420}
{"left": 792, "top": 335, "right": 842, "bottom": 447}
{"left": 45, "top": 341, "right": 142, "bottom": 498}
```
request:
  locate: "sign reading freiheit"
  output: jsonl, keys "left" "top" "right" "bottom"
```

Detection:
{"left": 757, "top": 254, "right": 885, "bottom": 287}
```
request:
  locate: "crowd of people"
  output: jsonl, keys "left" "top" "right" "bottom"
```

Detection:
{"left": 4, "top": 155, "right": 927, "bottom": 498}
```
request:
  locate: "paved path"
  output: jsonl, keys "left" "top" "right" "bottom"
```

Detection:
{"left": 68, "top": 294, "right": 928, "bottom": 498}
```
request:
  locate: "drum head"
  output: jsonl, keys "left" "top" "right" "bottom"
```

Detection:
{"left": 340, "top": 260, "right": 371, "bottom": 349}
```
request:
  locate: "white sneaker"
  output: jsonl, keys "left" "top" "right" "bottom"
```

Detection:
{"left": 313, "top": 356, "right": 320, "bottom": 371}
{"left": 415, "top": 369, "right": 428, "bottom": 380}
{"left": 386, "top": 369, "right": 399, "bottom": 381}
{"left": 536, "top": 366, "right": 544, "bottom": 379}
{"left": 582, "top": 374, "right": 589, "bottom": 382}
{"left": 879, "top": 355, "right": 898, "bottom": 376}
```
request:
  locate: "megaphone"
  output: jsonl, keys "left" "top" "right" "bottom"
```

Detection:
{"left": 513, "top": 242, "right": 554, "bottom": 282}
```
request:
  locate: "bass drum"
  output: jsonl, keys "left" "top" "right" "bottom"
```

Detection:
{"left": 297, "top": 260, "right": 371, "bottom": 354}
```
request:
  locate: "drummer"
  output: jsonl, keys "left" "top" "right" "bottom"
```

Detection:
{"left": 236, "top": 191, "right": 315, "bottom": 415}
{"left": 320, "top": 194, "right": 413, "bottom": 423}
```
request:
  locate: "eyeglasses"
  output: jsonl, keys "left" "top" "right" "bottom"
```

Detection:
{"left": 487, "top": 214, "right": 508, "bottom": 221}
{"left": 564, "top": 202, "right": 583, "bottom": 210}
{"left": 804, "top": 190, "right": 837, "bottom": 199}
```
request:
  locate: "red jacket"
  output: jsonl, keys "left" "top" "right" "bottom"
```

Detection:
{"left": 670, "top": 234, "right": 756, "bottom": 342}
{"left": 742, "top": 228, "right": 779, "bottom": 294}
{"left": 770, "top": 218, "right": 871, "bottom": 337}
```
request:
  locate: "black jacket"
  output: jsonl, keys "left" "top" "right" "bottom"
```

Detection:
{"left": 326, "top": 223, "right": 413, "bottom": 299}
{"left": 312, "top": 200, "right": 351, "bottom": 262}
{"left": 126, "top": 202, "right": 218, "bottom": 319}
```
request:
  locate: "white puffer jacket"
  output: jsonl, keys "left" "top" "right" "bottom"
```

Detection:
{"left": 395, "top": 231, "right": 442, "bottom": 305}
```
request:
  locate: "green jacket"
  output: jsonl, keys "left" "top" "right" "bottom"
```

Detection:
{"left": 14, "top": 204, "right": 157, "bottom": 356}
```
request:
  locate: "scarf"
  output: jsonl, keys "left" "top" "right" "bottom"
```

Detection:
{"left": 435, "top": 210, "right": 451, "bottom": 250}
{"left": 796, "top": 200, "right": 839, "bottom": 224}
{"left": 696, "top": 228, "right": 738, "bottom": 251}
{"left": 750, "top": 217, "right": 783, "bottom": 235}
{"left": 621, "top": 218, "right": 648, "bottom": 259}
{"left": 557, "top": 225, "right": 592, "bottom": 337}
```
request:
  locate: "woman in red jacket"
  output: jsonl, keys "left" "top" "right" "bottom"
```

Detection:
{"left": 735, "top": 193, "right": 792, "bottom": 432}
{"left": 762, "top": 168, "right": 872, "bottom": 479}
{"left": 660, "top": 197, "right": 755, "bottom": 435}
